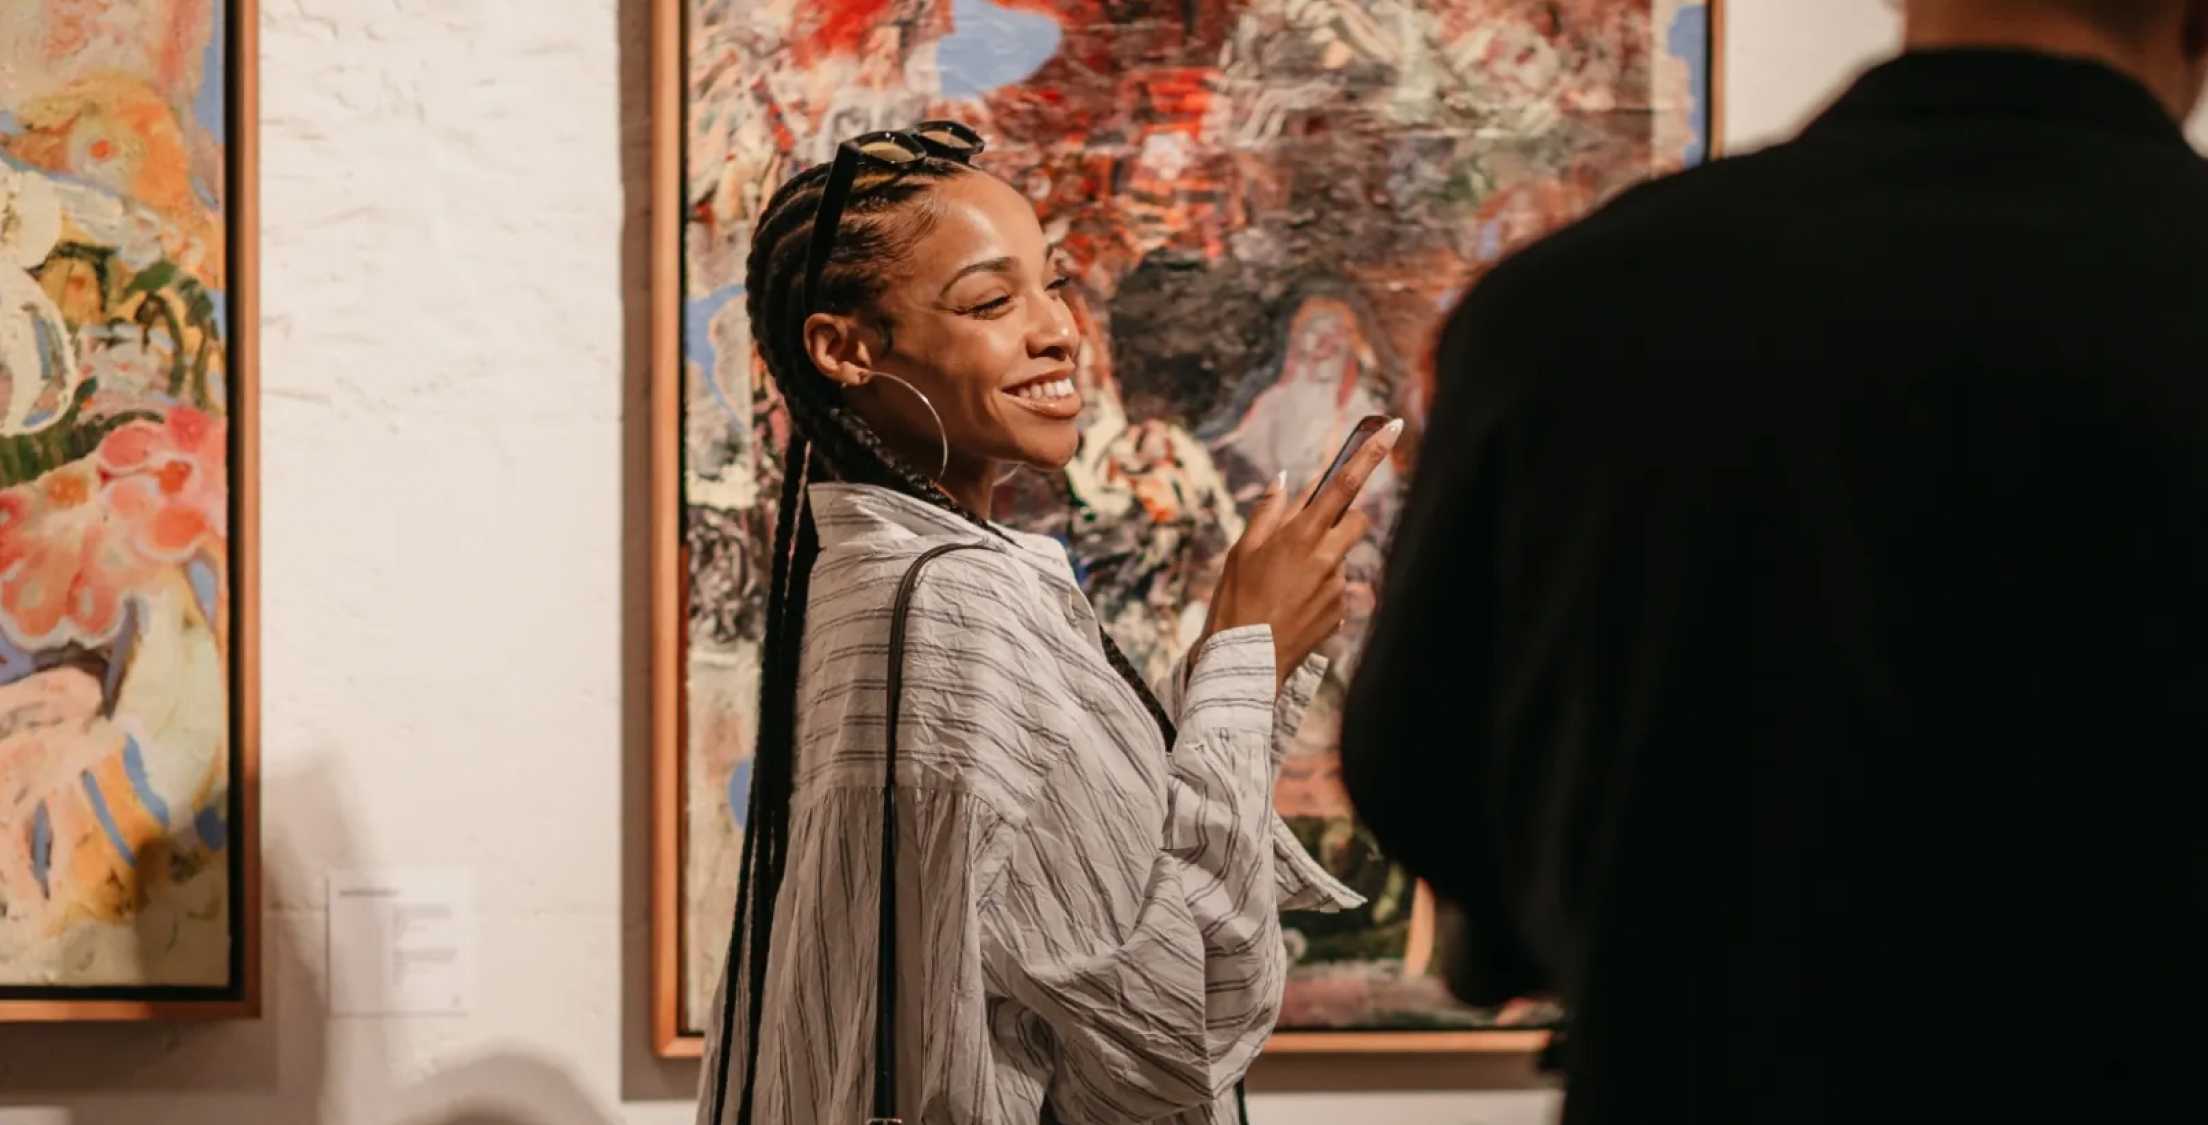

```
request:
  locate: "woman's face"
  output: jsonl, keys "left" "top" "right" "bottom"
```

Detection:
{"left": 810, "top": 171, "right": 1082, "bottom": 510}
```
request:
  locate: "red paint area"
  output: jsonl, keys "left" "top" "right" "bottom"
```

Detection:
{"left": 797, "top": 0, "right": 898, "bottom": 65}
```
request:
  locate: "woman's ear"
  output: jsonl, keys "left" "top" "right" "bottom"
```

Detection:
{"left": 803, "top": 312, "right": 879, "bottom": 389}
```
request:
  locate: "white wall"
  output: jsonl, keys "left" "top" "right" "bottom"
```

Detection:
{"left": 1724, "top": 0, "right": 1901, "bottom": 151}
{"left": 0, "top": 2, "right": 1903, "bottom": 1123}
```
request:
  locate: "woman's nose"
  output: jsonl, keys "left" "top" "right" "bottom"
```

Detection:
{"left": 1030, "top": 294, "right": 1077, "bottom": 360}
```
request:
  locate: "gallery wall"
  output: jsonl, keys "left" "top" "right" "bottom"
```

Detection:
{"left": 0, "top": 1, "right": 2058, "bottom": 1122}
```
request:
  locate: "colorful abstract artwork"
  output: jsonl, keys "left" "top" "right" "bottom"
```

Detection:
{"left": 0, "top": 0, "right": 250, "bottom": 1010}
{"left": 659, "top": 0, "right": 1716, "bottom": 1048}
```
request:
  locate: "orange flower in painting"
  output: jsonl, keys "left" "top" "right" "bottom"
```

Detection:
{"left": 98, "top": 406, "right": 226, "bottom": 562}
{"left": 4, "top": 72, "right": 226, "bottom": 287}
{"left": 0, "top": 459, "right": 145, "bottom": 649}
{"left": 9, "top": 74, "right": 189, "bottom": 213}
{"left": 0, "top": 408, "right": 225, "bottom": 650}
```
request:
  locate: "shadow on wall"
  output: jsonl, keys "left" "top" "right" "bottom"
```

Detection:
{"left": 0, "top": 766, "right": 621, "bottom": 1125}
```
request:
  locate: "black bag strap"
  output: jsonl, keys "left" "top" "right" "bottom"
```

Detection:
{"left": 868, "top": 541, "right": 1249, "bottom": 1125}
{"left": 871, "top": 542, "right": 991, "bottom": 1125}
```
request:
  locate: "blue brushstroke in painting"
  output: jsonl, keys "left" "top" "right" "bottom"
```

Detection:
{"left": 195, "top": 800, "right": 228, "bottom": 852}
{"left": 0, "top": 629, "right": 35, "bottom": 686}
{"left": 938, "top": 0, "right": 1061, "bottom": 99}
{"left": 195, "top": 2, "right": 227, "bottom": 144}
{"left": 725, "top": 756, "right": 752, "bottom": 829}
{"left": 123, "top": 734, "right": 172, "bottom": 828}
{"left": 19, "top": 314, "right": 72, "bottom": 427}
{"left": 1667, "top": 4, "right": 1712, "bottom": 166}
{"left": 102, "top": 603, "right": 138, "bottom": 705}
{"left": 1475, "top": 220, "right": 1505, "bottom": 263}
{"left": 30, "top": 803, "right": 53, "bottom": 897}
{"left": 82, "top": 771, "right": 136, "bottom": 866}
{"left": 686, "top": 286, "right": 749, "bottom": 425}
{"left": 191, "top": 0, "right": 227, "bottom": 210}
{"left": 187, "top": 557, "right": 221, "bottom": 630}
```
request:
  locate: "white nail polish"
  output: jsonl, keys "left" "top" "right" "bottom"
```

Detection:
{"left": 1273, "top": 470, "right": 1287, "bottom": 492}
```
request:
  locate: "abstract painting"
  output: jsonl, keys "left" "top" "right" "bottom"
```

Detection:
{"left": 653, "top": 0, "right": 1717, "bottom": 1053}
{"left": 0, "top": 0, "right": 256, "bottom": 1018}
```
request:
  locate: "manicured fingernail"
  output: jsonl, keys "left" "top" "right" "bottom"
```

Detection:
{"left": 1271, "top": 470, "right": 1287, "bottom": 493}
{"left": 1380, "top": 418, "right": 1405, "bottom": 444}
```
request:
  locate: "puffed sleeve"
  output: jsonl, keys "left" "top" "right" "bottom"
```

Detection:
{"left": 982, "top": 625, "right": 1365, "bottom": 1122}
{"left": 1159, "top": 644, "right": 1365, "bottom": 915}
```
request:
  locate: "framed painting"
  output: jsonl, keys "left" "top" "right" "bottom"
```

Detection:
{"left": 652, "top": 0, "right": 1720, "bottom": 1056}
{"left": 0, "top": 0, "right": 259, "bottom": 1021}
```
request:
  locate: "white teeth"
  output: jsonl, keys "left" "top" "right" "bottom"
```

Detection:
{"left": 1014, "top": 379, "right": 1075, "bottom": 402}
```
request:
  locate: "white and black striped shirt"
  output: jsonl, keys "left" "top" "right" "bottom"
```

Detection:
{"left": 696, "top": 483, "right": 1362, "bottom": 1125}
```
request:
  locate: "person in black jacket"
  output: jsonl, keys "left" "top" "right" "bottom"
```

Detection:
{"left": 1341, "top": 3, "right": 2208, "bottom": 1122}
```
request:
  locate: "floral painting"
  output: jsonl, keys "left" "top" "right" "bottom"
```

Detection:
{"left": 668, "top": 0, "right": 1715, "bottom": 1043}
{"left": 0, "top": 0, "right": 241, "bottom": 999}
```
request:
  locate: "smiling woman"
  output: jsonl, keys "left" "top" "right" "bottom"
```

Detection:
{"left": 690, "top": 122, "right": 1400, "bottom": 1125}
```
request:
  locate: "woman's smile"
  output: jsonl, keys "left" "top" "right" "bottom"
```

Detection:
{"left": 1002, "top": 369, "right": 1081, "bottom": 419}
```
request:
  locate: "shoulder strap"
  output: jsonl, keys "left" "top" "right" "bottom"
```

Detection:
{"left": 871, "top": 542, "right": 991, "bottom": 1125}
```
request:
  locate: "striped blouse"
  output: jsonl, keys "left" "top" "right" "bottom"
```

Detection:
{"left": 696, "top": 483, "right": 1363, "bottom": 1125}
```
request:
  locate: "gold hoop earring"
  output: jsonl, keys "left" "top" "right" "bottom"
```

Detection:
{"left": 865, "top": 372, "right": 950, "bottom": 480}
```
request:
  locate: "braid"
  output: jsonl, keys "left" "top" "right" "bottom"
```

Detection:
{"left": 708, "top": 141, "right": 1182, "bottom": 1125}
{"left": 714, "top": 433, "right": 806, "bottom": 1123}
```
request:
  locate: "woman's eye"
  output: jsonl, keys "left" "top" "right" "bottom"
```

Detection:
{"left": 969, "top": 295, "right": 1012, "bottom": 316}
{"left": 1046, "top": 276, "right": 1072, "bottom": 293}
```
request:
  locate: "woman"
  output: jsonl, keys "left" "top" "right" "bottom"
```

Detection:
{"left": 698, "top": 122, "right": 1399, "bottom": 1125}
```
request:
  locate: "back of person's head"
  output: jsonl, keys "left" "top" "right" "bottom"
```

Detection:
{"left": 1916, "top": 0, "right": 2181, "bottom": 33}
{"left": 2053, "top": 0, "right": 2174, "bottom": 32}
{"left": 1908, "top": 0, "right": 2208, "bottom": 118}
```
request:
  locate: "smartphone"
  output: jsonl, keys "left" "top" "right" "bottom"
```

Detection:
{"left": 1303, "top": 414, "right": 1392, "bottom": 512}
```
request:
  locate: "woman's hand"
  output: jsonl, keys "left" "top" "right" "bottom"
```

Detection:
{"left": 1202, "top": 419, "right": 1404, "bottom": 691}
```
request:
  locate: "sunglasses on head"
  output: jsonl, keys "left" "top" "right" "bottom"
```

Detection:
{"left": 801, "top": 121, "right": 987, "bottom": 320}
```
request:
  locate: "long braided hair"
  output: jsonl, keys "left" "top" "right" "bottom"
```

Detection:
{"left": 708, "top": 148, "right": 1184, "bottom": 1124}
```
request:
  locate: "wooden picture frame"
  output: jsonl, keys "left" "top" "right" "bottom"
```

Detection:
{"left": 651, "top": 0, "right": 1723, "bottom": 1059}
{"left": 0, "top": 0, "right": 260, "bottom": 1022}
{"left": 649, "top": 0, "right": 690, "bottom": 1060}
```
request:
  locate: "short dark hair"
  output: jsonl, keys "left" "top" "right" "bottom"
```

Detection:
{"left": 1954, "top": 0, "right": 2174, "bottom": 37}
{"left": 2059, "top": 0, "right": 2169, "bottom": 36}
